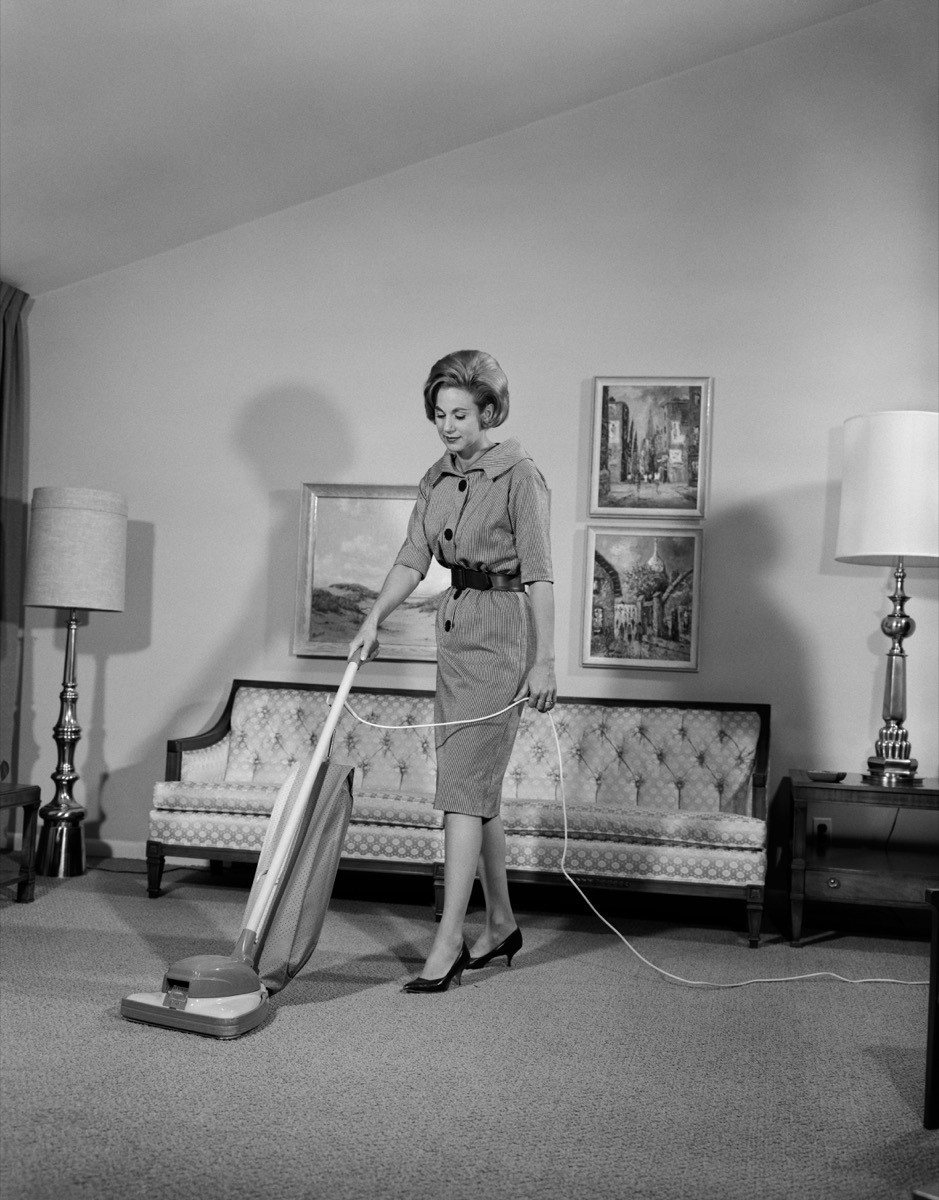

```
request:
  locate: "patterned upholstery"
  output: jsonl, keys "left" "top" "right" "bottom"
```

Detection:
{"left": 507, "top": 705, "right": 760, "bottom": 814}
{"left": 216, "top": 686, "right": 760, "bottom": 810}
{"left": 154, "top": 780, "right": 279, "bottom": 815}
{"left": 148, "top": 684, "right": 768, "bottom": 903}
{"left": 149, "top": 810, "right": 270, "bottom": 854}
{"left": 180, "top": 738, "right": 230, "bottom": 783}
{"left": 506, "top": 837, "right": 766, "bottom": 886}
{"left": 500, "top": 802, "right": 765, "bottom": 849}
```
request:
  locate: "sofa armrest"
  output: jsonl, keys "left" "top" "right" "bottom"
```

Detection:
{"left": 750, "top": 772, "right": 768, "bottom": 821}
{"left": 176, "top": 737, "right": 231, "bottom": 783}
{"left": 164, "top": 682, "right": 240, "bottom": 781}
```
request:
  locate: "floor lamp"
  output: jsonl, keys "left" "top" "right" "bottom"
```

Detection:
{"left": 24, "top": 487, "right": 127, "bottom": 876}
{"left": 835, "top": 410, "right": 939, "bottom": 784}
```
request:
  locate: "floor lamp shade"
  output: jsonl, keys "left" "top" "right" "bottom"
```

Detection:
{"left": 24, "top": 487, "right": 127, "bottom": 611}
{"left": 23, "top": 487, "right": 128, "bottom": 877}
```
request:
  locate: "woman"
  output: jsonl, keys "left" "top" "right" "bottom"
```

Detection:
{"left": 349, "top": 349, "right": 556, "bottom": 993}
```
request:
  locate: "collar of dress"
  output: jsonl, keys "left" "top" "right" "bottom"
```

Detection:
{"left": 427, "top": 437, "right": 531, "bottom": 486}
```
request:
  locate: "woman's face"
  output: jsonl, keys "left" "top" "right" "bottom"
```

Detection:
{"left": 434, "top": 387, "right": 494, "bottom": 461}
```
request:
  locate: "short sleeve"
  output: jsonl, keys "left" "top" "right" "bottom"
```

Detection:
{"left": 509, "top": 462, "right": 553, "bottom": 585}
{"left": 393, "top": 481, "right": 432, "bottom": 578}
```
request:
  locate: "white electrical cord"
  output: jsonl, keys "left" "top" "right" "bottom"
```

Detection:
{"left": 343, "top": 697, "right": 928, "bottom": 989}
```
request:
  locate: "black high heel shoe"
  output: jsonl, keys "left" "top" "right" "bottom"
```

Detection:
{"left": 465, "top": 926, "right": 522, "bottom": 971}
{"left": 401, "top": 943, "right": 470, "bottom": 993}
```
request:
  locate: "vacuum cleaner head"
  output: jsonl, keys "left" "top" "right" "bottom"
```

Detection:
{"left": 120, "top": 953, "right": 269, "bottom": 1038}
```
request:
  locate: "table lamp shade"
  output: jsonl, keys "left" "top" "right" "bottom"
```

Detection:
{"left": 24, "top": 487, "right": 127, "bottom": 611}
{"left": 835, "top": 410, "right": 939, "bottom": 567}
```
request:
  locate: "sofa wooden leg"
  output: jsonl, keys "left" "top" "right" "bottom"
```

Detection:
{"left": 746, "top": 884, "right": 764, "bottom": 948}
{"left": 146, "top": 841, "right": 165, "bottom": 898}
{"left": 433, "top": 863, "right": 444, "bottom": 922}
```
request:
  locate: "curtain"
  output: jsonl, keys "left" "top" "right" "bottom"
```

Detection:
{"left": 0, "top": 280, "right": 31, "bottom": 782}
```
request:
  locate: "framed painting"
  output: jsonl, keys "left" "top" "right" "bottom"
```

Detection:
{"left": 589, "top": 376, "right": 712, "bottom": 518}
{"left": 292, "top": 484, "right": 449, "bottom": 659}
{"left": 582, "top": 525, "right": 702, "bottom": 671}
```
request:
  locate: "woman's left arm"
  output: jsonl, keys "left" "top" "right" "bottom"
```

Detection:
{"left": 523, "top": 580, "right": 557, "bottom": 711}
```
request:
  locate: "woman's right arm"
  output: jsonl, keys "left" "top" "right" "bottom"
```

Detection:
{"left": 349, "top": 564, "right": 423, "bottom": 661}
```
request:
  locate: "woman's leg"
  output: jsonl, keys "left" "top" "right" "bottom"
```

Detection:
{"left": 469, "top": 815, "right": 518, "bottom": 959}
{"left": 417, "top": 813, "right": 482, "bottom": 980}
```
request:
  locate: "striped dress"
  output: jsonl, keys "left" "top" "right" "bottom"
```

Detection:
{"left": 394, "top": 437, "right": 554, "bottom": 818}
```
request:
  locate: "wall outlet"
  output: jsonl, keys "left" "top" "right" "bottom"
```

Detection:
{"left": 813, "top": 816, "right": 833, "bottom": 840}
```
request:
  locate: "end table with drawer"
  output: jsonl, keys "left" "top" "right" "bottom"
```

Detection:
{"left": 0, "top": 783, "right": 41, "bottom": 903}
{"left": 789, "top": 768, "right": 939, "bottom": 944}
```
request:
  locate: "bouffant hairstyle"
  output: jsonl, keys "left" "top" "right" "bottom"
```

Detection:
{"left": 422, "top": 350, "right": 510, "bottom": 428}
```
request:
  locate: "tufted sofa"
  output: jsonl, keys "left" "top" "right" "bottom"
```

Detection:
{"left": 147, "top": 681, "right": 771, "bottom": 945}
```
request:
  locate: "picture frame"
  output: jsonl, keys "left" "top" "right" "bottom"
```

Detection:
{"left": 582, "top": 525, "right": 702, "bottom": 671}
{"left": 292, "top": 484, "right": 450, "bottom": 660}
{"left": 589, "top": 376, "right": 712, "bottom": 518}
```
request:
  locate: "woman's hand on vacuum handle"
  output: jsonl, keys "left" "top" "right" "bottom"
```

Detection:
{"left": 349, "top": 622, "right": 379, "bottom": 663}
{"left": 348, "top": 563, "right": 423, "bottom": 664}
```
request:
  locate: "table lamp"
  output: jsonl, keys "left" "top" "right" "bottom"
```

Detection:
{"left": 835, "top": 410, "right": 939, "bottom": 784}
{"left": 23, "top": 487, "right": 127, "bottom": 875}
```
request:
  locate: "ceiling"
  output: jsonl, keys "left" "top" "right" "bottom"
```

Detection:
{"left": 0, "top": 0, "right": 881, "bottom": 296}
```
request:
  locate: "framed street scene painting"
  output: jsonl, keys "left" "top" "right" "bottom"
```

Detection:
{"left": 582, "top": 526, "right": 702, "bottom": 671}
{"left": 292, "top": 484, "right": 449, "bottom": 659}
{"left": 589, "top": 376, "right": 712, "bottom": 518}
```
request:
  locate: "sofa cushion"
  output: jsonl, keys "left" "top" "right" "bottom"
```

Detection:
{"left": 505, "top": 836, "right": 767, "bottom": 887}
{"left": 148, "top": 809, "right": 270, "bottom": 853}
{"left": 341, "top": 823, "right": 442, "bottom": 865}
{"left": 501, "top": 802, "right": 766, "bottom": 851}
{"left": 351, "top": 791, "right": 442, "bottom": 829}
{"left": 154, "top": 780, "right": 280, "bottom": 815}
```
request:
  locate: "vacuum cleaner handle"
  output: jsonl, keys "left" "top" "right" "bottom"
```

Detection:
{"left": 238, "top": 651, "right": 363, "bottom": 957}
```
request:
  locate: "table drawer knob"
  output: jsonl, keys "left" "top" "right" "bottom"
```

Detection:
{"left": 827, "top": 876, "right": 841, "bottom": 890}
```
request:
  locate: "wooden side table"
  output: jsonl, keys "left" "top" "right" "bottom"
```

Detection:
{"left": 0, "top": 783, "right": 41, "bottom": 903}
{"left": 789, "top": 769, "right": 939, "bottom": 944}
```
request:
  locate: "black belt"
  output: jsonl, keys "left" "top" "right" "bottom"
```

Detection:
{"left": 450, "top": 564, "right": 524, "bottom": 593}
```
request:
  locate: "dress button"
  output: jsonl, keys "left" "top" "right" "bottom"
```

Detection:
{"left": 444, "top": 620, "right": 452, "bottom": 632}
{"left": 444, "top": 528, "right": 453, "bottom": 540}
{"left": 458, "top": 479, "right": 467, "bottom": 492}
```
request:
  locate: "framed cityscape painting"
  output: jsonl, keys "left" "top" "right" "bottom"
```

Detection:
{"left": 582, "top": 525, "right": 702, "bottom": 671}
{"left": 589, "top": 376, "right": 712, "bottom": 518}
{"left": 292, "top": 484, "right": 450, "bottom": 659}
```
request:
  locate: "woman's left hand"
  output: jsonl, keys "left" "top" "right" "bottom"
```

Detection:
{"left": 521, "top": 660, "right": 557, "bottom": 713}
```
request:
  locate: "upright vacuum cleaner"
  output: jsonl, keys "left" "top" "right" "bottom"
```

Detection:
{"left": 120, "top": 653, "right": 362, "bottom": 1038}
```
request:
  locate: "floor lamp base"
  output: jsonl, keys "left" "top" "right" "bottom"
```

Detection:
{"left": 36, "top": 810, "right": 86, "bottom": 877}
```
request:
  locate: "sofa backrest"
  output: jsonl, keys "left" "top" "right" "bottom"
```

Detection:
{"left": 224, "top": 686, "right": 439, "bottom": 792}
{"left": 509, "top": 702, "right": 764, "bottom": 815}
{"left": 222, "top": 682, "right": 768, "bottom": 817}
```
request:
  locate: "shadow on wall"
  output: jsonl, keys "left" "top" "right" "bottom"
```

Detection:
{"left": 85, "top": 386, "right": 354, "bottom": 853}
{"left": 698, "top": 498, "right": 811, "bottom": 897}
{"left": 20, "top": 520, "right": 154, "bottom": 843}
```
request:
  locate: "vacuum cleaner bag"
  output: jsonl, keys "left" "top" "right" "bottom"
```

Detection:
{"left": 250, "top": 755, "right": 354, "bottom": 994}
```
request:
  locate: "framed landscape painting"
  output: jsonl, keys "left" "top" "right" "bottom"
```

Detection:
{"left": 589, "top": 376, "right": 712, "bottom": 518}
{"left": 582, "top": 525, "right": 702, "bottom": 671}
{"left": 292, "top": 484, "right": 449, "bottom": 659}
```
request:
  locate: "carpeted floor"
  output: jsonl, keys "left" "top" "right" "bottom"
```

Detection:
{"left": 0, "top": 857, "right": 934, "bottom": 1200}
